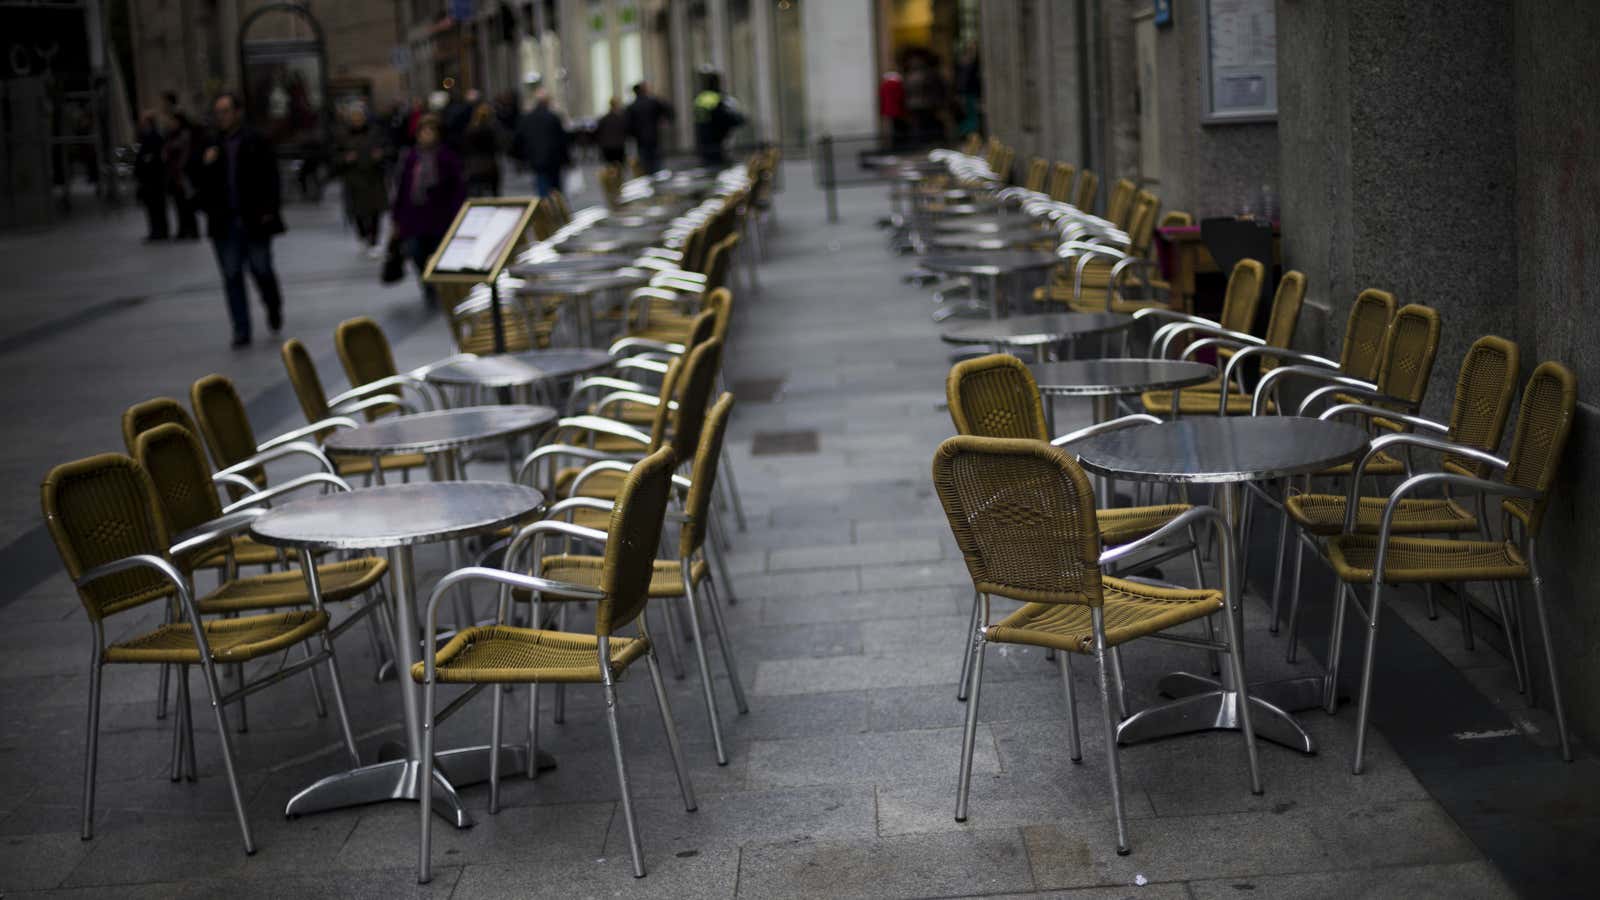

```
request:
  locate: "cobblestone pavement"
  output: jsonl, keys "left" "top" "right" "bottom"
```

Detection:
{"left": 0, "top": 170, "right": 1525, "bottom": 898}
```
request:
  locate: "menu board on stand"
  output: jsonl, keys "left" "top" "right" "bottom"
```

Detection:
{"left": 423, "top": 197, "right": 539, "bottom": 354}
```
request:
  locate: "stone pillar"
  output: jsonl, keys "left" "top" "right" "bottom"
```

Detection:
{"left": 748, "top": 0, "right": 778, "bottom": 143}
{"left": 707, "top": 0, "right": 729, "bottom": 79}
{"left": 668, "top": 0, "right": 694, "bottom": 150}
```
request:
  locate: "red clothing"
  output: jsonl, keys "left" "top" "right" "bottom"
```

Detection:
{"left": 879, "top": 75, "right": 905, "bottom": 119}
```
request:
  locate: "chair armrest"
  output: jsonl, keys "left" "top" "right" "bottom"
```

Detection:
{"left": 328, "top": 375, "right": 435, "bottom": 412}
{"left": 1352, "top": 433, "right": 1509, "bottom": 487}
{"left": 569, "top": 459, "right": 637, "bottom": 498}
{"left": 419, "top": 567, "right": 605, "bottom": 666}
{"left": 1098, "top": 506, "right": 1229, "bottom": 567}
{"left": 1251, "top": 364, "right": 1373, "bottom": 417}
{"left": 609, "top": 336, "right": 686, "bottom": 357}
{"left": 256, "top": 417, "right": 360, "bottom": 452}
{"left": 594, "top": 391, "right": 672, "bottom": 418}
{"left": 1358, "top": 472, "right": 1538, "bottom": 552}
{"left": 614, "top": 357, "right": 670, "bottom": 376}
{"left": 169, "top": 507, "right": 270, "bottom": 558}
{"left": 1051, "top": 414, "right": 1161, "bottom": 447}
{"left": 220, "top": 472, "right": 352, "bottom": 514}
{"left": 330, "top": 392, "right": 416, "bottom": 417}
{"left": 1297, "top": 382, "right": 1416, "bottom": 419}
{"left": 1317, "top": 403, "right": 1450, "bottom": 434}
{"left": 516, "top": 443, "right": 637, "bottom": 485}
{"left": 76, "top": 554, "right": 195, "bottom": 617}
{"left": 213, "top": 472, "right": 261, "bottom": 495}
{"left": 568, "top": 375, "right": 651, "bottom": 412}
{"left": 552, "top": 415, "right": 652, "bottom": 445}
{"left": 502, "top": 520, "right": 613, "bottom": 581}
{"left": 214, "top": 441, "right": 335, "bottom": 480}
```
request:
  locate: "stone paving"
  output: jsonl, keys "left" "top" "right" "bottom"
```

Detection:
{"left": 0, "top": 169, "right": 1528, "bottom": 897}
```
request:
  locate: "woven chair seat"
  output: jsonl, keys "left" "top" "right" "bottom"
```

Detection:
{"left": 412, "top": 625, "right": 647, "bottom": 684}
{"left": 987, "top": 577, "right": 1222, "bottom": 654}
{"left": 196, "top": 557, "right": 387, "bottom": 614}
{"left": 627, "top": 322, "right": 695, "bottom": 344}
{"left": 1285, "top": 494, "right": 1477, "bottom": 537}
{"left": 1098, "top": 504, "right": 1193, "bottom": 545}
{"left": 1140, "top": 389, "right": 1273, "bottom": 416}
{"left": 190, "top": 534, "right": 297, "bottom": 570}
{"left": 335, "top": 451, "right": 429, "bottom": 478}
{"left": 528, "top": 554, "right": 708, "bottom": 600}
{"left": 1326, "top": 535, "right": 1528, "bottom": 584}
{"left": 104, "top": 610, "right": 328, "bottom": 664}
{"left": 553, "top": 466, "right": 629, "bottom": 499}
{"left": 1318, "top": 449, "right": 1405, "bottom": 478}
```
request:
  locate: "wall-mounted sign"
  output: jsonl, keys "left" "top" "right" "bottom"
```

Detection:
{"left": 1202, "top": 0, "right": 1276, "bottom": 124}
{"left": 1153, "top": 0, "right": 1173, "bottom": 28}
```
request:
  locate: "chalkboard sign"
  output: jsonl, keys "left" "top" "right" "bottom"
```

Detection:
{"left": 1202, "top": 0, "right": 1276, "bottom": 124}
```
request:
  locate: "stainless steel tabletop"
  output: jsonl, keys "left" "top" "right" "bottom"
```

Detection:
{"left": 520, "top": 271, "right": 649, "bottom": 294}
{"left": 423, "top": 349, "right": 614, "bottom": 388}
{"left": 941, "top": 312, "right": 1134, "bottom": 346}
{"left": 553, "top": 233, "right": 660, "bottom": 254}
{"left": 919, "top": 251, "right": 1060, "bottom": 277}
{"left": 927, "top": 229, "right": 1053, "bottom": 251}
{"left": 931, "top": 215, "right": 1046, "bottom": 234}
{"left": 1072, "top": 417, "right": 1371, "bottom": 484}
{"left": 506, "top": 254, "right": 635, "bottom": 279}
{"left": 250, "top": 481, "right": 545, "bottom": 549}
{"left": 323, "top": 405, "right": 557, "bottom": 455}
{"left": 1029, "top": 359, "right": 1218, "bottom": 397}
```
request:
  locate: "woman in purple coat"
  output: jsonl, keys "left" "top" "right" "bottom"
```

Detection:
{"left": 391, "top": 114, "right": 466, "bottom": 304}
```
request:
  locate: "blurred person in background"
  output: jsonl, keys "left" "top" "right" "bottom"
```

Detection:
{"left": 335, "top": 105, "right": 390, "bottom": 253}
{"left": 625, "top": 81, "right": 673, "bottom": 174}
{"left": 163, "top": 109, "right": 201, "bottom": 239}
{"left": 693, "top": 70, "right": 744, "bottom": 166}
{"left": 595, "top": 97, "right": 629, "bottom": 166}
{"left": 391, "top": 114, "right": 465, "bottom": 304}
{"left": 463, "top": 101, "right": 505, "bottom": 197}
{"left": 197, "top": 92, "right": 285, "bottom": 347}
{"left": 513, "top": 89, "right": 569, "bottom": 197}
{"left": 134, "top": 110, "right": 169, "bottom": 241}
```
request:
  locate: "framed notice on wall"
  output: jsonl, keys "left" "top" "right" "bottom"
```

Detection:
{"left": 1202, "top": 0, "right": 1277, "bottom": 124}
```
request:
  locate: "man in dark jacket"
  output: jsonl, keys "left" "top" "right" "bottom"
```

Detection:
{"left": 197, "top": 93, "right": 285, "bottom": 347}
{"left": 512, "top": 90, "right": 569, "bottom": 197}
{"left": 692, "top": 71, "right": 744, "bottom": 167}
{"left": 625, "top": 81, "right": 673, "bottom": 174}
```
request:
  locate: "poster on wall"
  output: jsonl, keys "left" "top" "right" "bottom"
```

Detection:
{"left": 1203, "top": 0, "right": 1277, "bottom": 123}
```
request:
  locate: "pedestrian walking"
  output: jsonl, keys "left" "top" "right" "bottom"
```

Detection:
{"left": 335, "top": 106, "right": 390, "bottom": 251}
{"left": 391, "top": 114, "right": 466, "bottom": 304}
{"left": 595, "top": 97, "right": 629, "bottom": 165}
{"left": 163, "top": 110, "right": 201, "bottom": 239}
{"left": 693, "top": 71, "right": 744, "bottom": 167}
{"left": 134, "top": 110, "right": 169, "bottom": 241}
{"left": 625, "top": 81, "right": 673, "bottom": 174}
{"left": 512, "top": 90, "right": 569, "bottom": 197}
{"left": 196, "top": 93, "right": 286, "bottom": 348}
{"left": 462, "top": 102, "right": 505, "bottom": 197}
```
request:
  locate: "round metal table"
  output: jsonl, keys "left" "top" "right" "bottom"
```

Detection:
{"left": 251, "top": 481, "right": 547, "bottom": 828}
{"left": 552, "top": 231, "right": 661, "bottom": 256}
{"left": 1029, "top": 359, "right": 1219, "bottom": 465}
{"left": 323, "top": 405, "right": 558, "bottom": 461}
{"left": 424, "top": 349, "right": 614, "bottom": 405}
{"left": 507, "top": 254, "right": 635, "bottom": 280}
{"left": 927, "top": 228, "right": 1054, "bottom": 251}
{"left": 515, "top": 270, "right": 650, "bottom": 346}
{"left": 1072, "top": 417, "right": 1371, "bottom": 755}
{"left": 931, "top": 214, "right": 1046, "bottom": 234}
{"left": 921, "top": 251, "right": 1060, "bottom": 318}
{"left": 941, "top": 312, "right": 1134, "bottom": 360}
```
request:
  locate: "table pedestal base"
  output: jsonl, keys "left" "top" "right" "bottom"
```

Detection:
{"left": 1114, "top": 671, "right": 1318, "bottom": 754}
{"left": 285, "top": 744, "right": 556, "bottom": 827}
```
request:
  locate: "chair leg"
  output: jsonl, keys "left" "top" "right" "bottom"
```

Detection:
{"left": 1218, "top": 596, "right": 1263, "bottom": 796}
{"left": 1092, "top": 613, "right": 1130, "bottom": 855}
{"left": 155, "top": 662, "right": 170, "bottom": 720}
{"left": 195, "top": 656, "right": 255, "bottom": 854}
{"left": 655, "top": 600, "right": 688, "bottom": 680}
{"left": 489, "top": 673, "right": 505, "bottom": 814}
{"left": 1109, "top": 647, "right": 1130, "bottom": 721}
{"left": 1491, "top": 581, "right": 1527, "bottom": 694}
{"left": 957, "top": 591, "right": 979, "bottom": 702}
{"left": 525, "top": 681, "right": 542, "bottom": 780}
{"left": 1323, "top": 582, "right": 1353, "bottom": 713}
{"left": 418, "top": 674, "right": 436, "bottom": 883}
{"left": 169, "top": 667, "right": 186, "bottom": 783}
{"left": 702, "top": 577, "right": 749, "bottom": 713}
{"left": 1454, "top": 583, "right": 1475, "bottom": 650}
{"left": 301, "top": 640, "right": 329, "bottom": 718}
{"left": 1525, "top": 558, "right": 1573, "bottom": 761}
{"left": 319, "top": 634, "right": 362, "bottom": 769}
{"left": 718, "top": 444, "right": 749, "bottom": 532}
{"left": 81, "top": 658, "right": 103, "bottom": 840}
{"left": 554, "top": 605, "right": 571, "bottom": 721}
{"left": 1352, "top": 583, "right": 1387, "bottom": 775}
{"left": 1186, "top": 530, "right": 1221, "bottom": 675}
{"left": 954, "top": 635, "right": 986, "bottom": 823}
{"left": 1057, "top": 651, "right": 1082, "bottom": 762}
{"left": 178, "top": 666, "right": 197, "bottom": 782}
{"left": 706, "top": 513, "right": 740, "bottom": 605}
{"left": 233, "top": 662, "right": 248, "bottom": 733}
{"left": 682, "top": 568, "right": 728, "bottom": 765}
{"left": 1268, "top": 487, "right": 1291, "bottom": 634}
{"left": 1285, "top": 535, "right": 1308, "bottom": 663}
{"left": 646, "top": 649, "right": 698, "bottom": 811}
{"left": 602, "top": 677, "right": 646, "bottom": 878}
